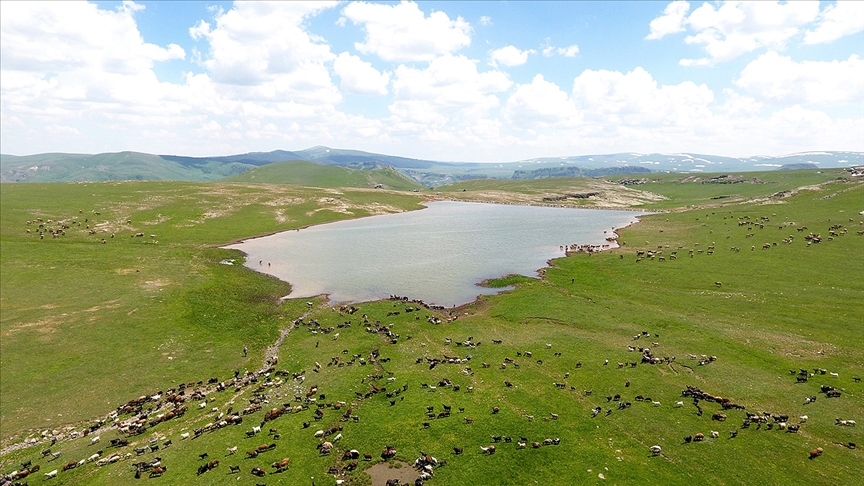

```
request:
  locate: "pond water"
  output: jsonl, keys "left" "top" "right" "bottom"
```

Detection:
{"left": 225, "top": 201, "right": 646, "bottom": 306}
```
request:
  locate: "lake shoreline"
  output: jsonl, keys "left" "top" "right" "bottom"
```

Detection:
{"left": 225, "top": 200, "right": 647, "bottom": 307}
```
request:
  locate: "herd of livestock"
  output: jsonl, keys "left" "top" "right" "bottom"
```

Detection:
{"left": 4, "top": 196, "right": 862, "bottom": 485}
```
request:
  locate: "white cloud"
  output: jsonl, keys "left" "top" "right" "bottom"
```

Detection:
{"left": 193, "top": 2, "right": 338, "bottom": 87}
{"left": 646, "top": 0, "right": 690, "bottom": 40}
{"left": 542, "top": 44, "right": 579, "bottom": 58}
{"left": 1, "top": 2, "right": 184, "bottom": 75}
{"left": 488, "top": 45, "right": 535, "bottom": 67}
{"left": 45, "top": 124, "right": 82, "bottom": 136}
{"left": 735, "top": 52, "right": 864, "bottom": 106}
{"left": 681, "top": 1, "right": 820, "bottom": 66}
{"left": 389, "top": 54, "right": 511, "bottom": 136}
{"left": 571, "top": 67, "right": 715, "bottom": 127}
{"left": 479, "top": 16, "right": 492, "bottom": 26}
{"left": 804, "top": 1, "right": 864, "bottom": 45}
{"left": 504, "top": 75, "right": 578, "bottom": 126}
{"left": 647, "top": 1, "right": 825, "bottom": 66}
{"left": 558, "top": 45, "right": 580, "bottom": 57}
{"left": 341, "top": 1, "right": 471, "bottom": 62}
{"left": 333, "top": 52, "right": 390, "bottom": 96}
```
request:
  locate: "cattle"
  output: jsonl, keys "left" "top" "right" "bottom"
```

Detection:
{"left": 272, "top": 457, "right": 291, "bottom": 471}
{"left": 229, "top": 465, "right": 241, "bottom": 474}
{"left": 227, "top": 446, "right": 238, "bottom": 455}
{"left": 694, "top": 433, "right": 704, "bottom": 442}
{"left": 149, "top": 466, "right": 166, "bottom": 477}
{"left": 480, "top": 445, "right": 496, "bottom": 454}
{"left": 45, "top": 469, "right": 58, "bottom": 479}
{"left": 711, "top": 431, "right": 719, "bottom": 438}
{"left": 712, "top": 412, "right": 727, "bottom": 421}
{"left": 62, "top": 461, "right": 77, "bottom": 471}
{"left": 649, "top": 445, "right": 662, "bottom": 456}
{"left": 251, "top": 466, "right": 266, "bottom": 476}
{"left": 453, "top": 447, "right": 463, "bottom": 455}
{"left": 809, "top": 447, "right": 823, "bottom": 459}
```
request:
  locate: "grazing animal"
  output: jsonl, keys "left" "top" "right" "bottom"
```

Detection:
{"left": 649, "top": 445, "right": 662, "bottom": 456}
{"left": 229, "top": 465, "right": 241, "bottom": 474}
{"left": 480, "top": 445, "right": 496, "bottom": 454}
{"left": 45, "top": 469, "right": 58, "bottom": 478}
{"left": 227, "top": 446, "right": 238, "bottom": 455}
{"left": 453, "top": 447, "right": 463, "bottom": 455}
{"left": 809, "top": 447, "right": 823, "bottom": 459}
{"left": 272, "top": 457, "right": 291, "bottom": 471}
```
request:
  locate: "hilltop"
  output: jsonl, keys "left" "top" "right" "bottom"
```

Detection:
{"left": 3, "top": 148, "right": 861, "bottom": 186}
{"left": 220, "top": 160, "right": 423, "bottom": 191}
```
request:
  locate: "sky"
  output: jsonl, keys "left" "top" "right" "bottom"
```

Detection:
{"left": 1, "top": 1, "right": 862, "bottom": 161}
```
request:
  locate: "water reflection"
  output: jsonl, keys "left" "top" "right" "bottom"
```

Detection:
{"left": 226, "top": 201, "right": 645, "bottom": 306}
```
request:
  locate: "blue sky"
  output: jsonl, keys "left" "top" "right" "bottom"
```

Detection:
{"left": 1, "top": 1, "right": 862, "bottom": 161}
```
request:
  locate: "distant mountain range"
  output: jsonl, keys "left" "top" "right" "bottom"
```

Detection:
{"left": 2, "top": 147, "right": 861, "bottom": 186}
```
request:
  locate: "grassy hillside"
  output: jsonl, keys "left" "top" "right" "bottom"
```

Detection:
{"left": 221, "top": 160, "right": 424, "bottom": 191}
{"left": 0, "top": 181, "right": 425, "bottom": 442}
{"left": 1, "top": 173, "right": 862, "bottom": 485}
{"left": 0, "top": 152, "right": 256, "bottom": 183}
{"left": 437, "top": 169, "right": 846, "bottom": 210}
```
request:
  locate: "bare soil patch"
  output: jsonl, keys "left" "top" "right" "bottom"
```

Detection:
{"left": 365, "top": 461, "right": 419, "bottom": 486}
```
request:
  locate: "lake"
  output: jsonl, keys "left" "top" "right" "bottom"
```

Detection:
{"left": 225, "top": 201, "right": 646, "bottom": 306}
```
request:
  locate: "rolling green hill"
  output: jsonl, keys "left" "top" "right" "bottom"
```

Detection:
{"left": 0, "top": 152, "right": 255, "bottom": 183}
{"left": 0, "top": 171, "right": 862, "bottom": 485}
{"left": 220, "top": 160, "right": 424, "bottom": 191}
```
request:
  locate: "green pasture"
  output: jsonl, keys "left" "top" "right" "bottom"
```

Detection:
{"left": 1, "top": 171, "right": 862, "bottom": 485}
{"left": 440, "top": 169, "right": 845, "bottom": 210}
{"left": 221, "top": 160, "right": 424, "bottom": 192}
